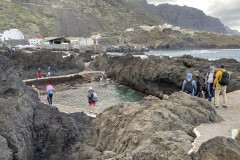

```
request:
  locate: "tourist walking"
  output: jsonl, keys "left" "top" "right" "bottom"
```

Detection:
{"left": 87, "top": 87, "right": 98, "bottom": 114}
{"left": 195, "top": 71, "right": 207, "bottom": 99}
{"left": 47, "top": 66, "right": 51, "bottom": 77}
{"left": 213, "top": 64, "right": 230, "bottom": 108}
{"left": 182, "top": 73, "right": 197, "bottom": 96}
{"left": 206, "top": 66, "right": 216, "bottom": 102}
{"left": 37, "top": 68, "right": 42, "bottom": 78}
{"left": 46, "top": 83, "right": 54, "bottom": 106}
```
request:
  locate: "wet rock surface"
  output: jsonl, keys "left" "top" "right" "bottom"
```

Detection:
{"left": 0, "top": 48, "right": 92, "bottom": 79}
{"left": 92, "top": 54, "right": 240, "bottom": 98}
{"left": 0, "top": 51, "right": 92, "bottom": 160}
{"left": 82, "top": 93, "right": 222, "bottom": 159}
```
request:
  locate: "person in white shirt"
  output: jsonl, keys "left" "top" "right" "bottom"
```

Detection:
{"left": 206, "top": 66, "right": 216, "bottom": 102}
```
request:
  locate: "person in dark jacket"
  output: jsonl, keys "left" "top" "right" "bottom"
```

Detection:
{"left": 195, "top": 71, "right": 207, "bottom": 98}
{"left": 87, "top": 87, "right": 98, "bottom": 114}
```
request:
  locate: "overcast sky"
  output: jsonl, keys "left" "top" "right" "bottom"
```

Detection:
{"left": 147, "top": 0, "right": 240, "bottom": 31}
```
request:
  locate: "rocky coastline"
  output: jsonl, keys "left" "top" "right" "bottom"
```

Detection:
{"left": 92, "top": 53, "right": 240, "bottom": 98}
{"left": 0, "top": 48, "right": 93, "bottom": 80}
{"left": 1, "top": 49, "right": 240, "bottom": 159}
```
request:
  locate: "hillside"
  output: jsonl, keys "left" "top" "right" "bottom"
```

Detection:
{"left": 133, "top": 0, "right": 227, "bottom": 34}
{"left": 0, "top": 0, "right": 163, "bottom": 38}
{"left": 120, "top": 28, "right": 240, "bottom": 50}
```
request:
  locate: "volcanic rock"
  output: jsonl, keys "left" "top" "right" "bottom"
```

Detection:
{"left": 236, "top": 132, "right": 240, "bottom": 143}
{"left": 82, "top": 93, "right": 222, "bottom": 159}
{"left": 0, "top": 51, "right": 92, "bottom": 160}
{"left": 190, "top": 136, "right": 240, "bottom": 160}
{"left": 92, "top": 54, "right": 240, "bottom": 98}
{"left": 0, "top": 49, "right": 89, "bottom": 79}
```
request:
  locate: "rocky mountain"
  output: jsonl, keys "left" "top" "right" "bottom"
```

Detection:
{"left": 0, "top": 0, "right": 163, "bottom": 38}
{"left": 133, "top": 0, "right": 228, "bottom": 34}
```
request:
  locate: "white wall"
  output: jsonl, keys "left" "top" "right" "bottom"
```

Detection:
{"left": 1, "top": 29, "right": 24, "bottom": 41}
{"left": 28, "top": 39, "right": 41, "bottom": 46}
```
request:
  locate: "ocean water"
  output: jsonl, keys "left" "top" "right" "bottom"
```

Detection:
{"left": 107, "top": 49, "right": 240, "bottom": 62}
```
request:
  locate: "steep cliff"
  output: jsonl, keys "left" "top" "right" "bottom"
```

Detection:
{"left": 133, "top": 0, "right": 227, "bottom": 33}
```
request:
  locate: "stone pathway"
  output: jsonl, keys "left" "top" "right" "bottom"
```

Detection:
{"left": 23, "top": 70, "right": 104, "bottom": 83}
{"left": 189, "top": 90, "right": 240, "bottom": 153}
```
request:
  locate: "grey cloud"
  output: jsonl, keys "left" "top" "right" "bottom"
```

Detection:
{"left": 206, "top": 0, "right": 240, "bottom": 30}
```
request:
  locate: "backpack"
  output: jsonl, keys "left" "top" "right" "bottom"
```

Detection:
{"left": 198, "top": 75, "right": 208, "bottom": 91}
{"left": 184, "top": 79, "right": 193, "bottom": 93}
{"left": 93, "top": 91, "right": 98, "bottom": 98}
{"left": 219, "top": 71, "right": 230, "bottom": 85}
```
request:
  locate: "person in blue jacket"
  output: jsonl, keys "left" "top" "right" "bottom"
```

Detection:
{"left": 87, "top": 87, "right": 98, "bottom": 114}
{"left": 47, "top": 66, "right": 51, "bottom": 77}
{"left": 182, "top": 73, "right": 197, "bottom": 96}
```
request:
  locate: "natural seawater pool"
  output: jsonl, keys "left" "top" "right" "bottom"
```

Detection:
{"left": 41, "top": 81, "right": 145, "bottom": 113}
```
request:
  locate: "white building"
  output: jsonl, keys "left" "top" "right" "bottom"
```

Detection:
{"left": 163, "top": 23, "right": 173, "bottom": 29}
{"left": 86, "top": 38, "right": 94, "bottom": 46}
{"left": 28, "top": 39, "right": 42, "bottom": 46}
{"left": 172, "top": 26, "right": 180, "bottom": 31}
{"left": 140, "top": 25, "right": 155, "bottom": 32}
{"left": 1, "top": 29, "right": 24, "bottom": 41}
{"left": 79, "top": 37, "right": 94, "bottom": 46}
{"left": 125, "top": 28, "right": 135, "bottom": 32}
{"left": 79, "top": 37, "right": 87, "bottom": 46}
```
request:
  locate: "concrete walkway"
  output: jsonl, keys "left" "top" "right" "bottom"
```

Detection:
{"left": 189, "top": 90, "right": 240, "bottom": 153}
{"left": 23, "top": 71, "right": 104, "bottom": 83}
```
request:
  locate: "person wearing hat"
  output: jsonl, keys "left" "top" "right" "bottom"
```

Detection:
{"left": 206, "top": 66, "right": 216, "bottom": 102}
{"left": 213, "top": 64, "right": 230, "bottom": 108}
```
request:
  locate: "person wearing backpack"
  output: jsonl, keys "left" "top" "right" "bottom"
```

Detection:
{"left": 213, "top": 64, "right": 230, "bottom": 109}
{"left": 87, "top": 87, "right": 98, "bottom": 114}
{"left": 206, "top": 66, "right": 216, "bottom": 102}
{"left": 182, "top": 73, "right": 197, "bottom": 96}
{"left": 196, "top": 73, "right": 207, "bottom": 99}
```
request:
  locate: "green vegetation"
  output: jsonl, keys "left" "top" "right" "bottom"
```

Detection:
{"left": 0, "top": 0, "right": 163, "bottom": 38}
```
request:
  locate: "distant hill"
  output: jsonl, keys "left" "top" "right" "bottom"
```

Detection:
{"left": 225, "top": 26, "right": 240, "bottom": 35}
{"left": 132, "top": 0, "right": 228, "bottom": 34}
{"left": 0, "top": 0, "right": 163, "bottom": 38}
